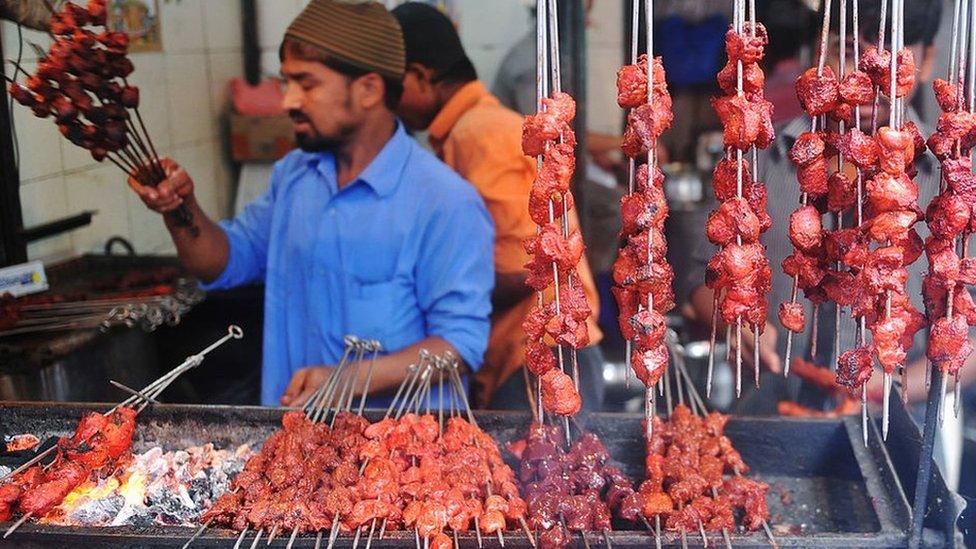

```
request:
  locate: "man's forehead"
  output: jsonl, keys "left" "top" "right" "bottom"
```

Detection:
{"left": 281, "top": 56, "right": 333, "bottom": 78}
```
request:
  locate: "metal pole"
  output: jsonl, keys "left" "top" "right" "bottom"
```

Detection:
{"left": 0, "top": 25, "right": 26, "bottom": 266}
{"left": 908, "top": 367, "right": 945, "bottom": 548}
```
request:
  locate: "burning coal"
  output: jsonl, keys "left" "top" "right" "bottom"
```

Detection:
{"left": 40, "top": 443, "right": 251, "bottom": 527}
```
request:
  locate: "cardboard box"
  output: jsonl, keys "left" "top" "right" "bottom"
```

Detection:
{"left": 229, "top": 114, "right": 295, "bottom": 162}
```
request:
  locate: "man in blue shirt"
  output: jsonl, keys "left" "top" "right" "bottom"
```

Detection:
{"left": 127, "top": 0, "right": 494, "bottom": 407}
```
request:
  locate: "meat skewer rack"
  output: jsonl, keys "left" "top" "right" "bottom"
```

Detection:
{"left": 0, "top": 401, "right": 954, "bottom": 548}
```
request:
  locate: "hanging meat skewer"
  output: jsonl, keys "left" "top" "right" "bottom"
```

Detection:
{"left": 521, "top": 0, "right": 589, "bottom": 420}
{"left": 818, "top": 0, "right": 881, "bottom": 443}
{"left": 612, "top": 0, "right": 675, "bottom": 438}
{"left": 5, "top": 0, "right": 196, "bottom": 234}
{"left": 825, "top": 0, "right": 925, "bottom": 440}
{"left": 924, "top": 0, "right": 976, "bottom": 421}
{"left": 781, "top": 0, "right": 836, "bottom": 378}
{"left": 704, "top": 0, "right": 774, "bottom": 397}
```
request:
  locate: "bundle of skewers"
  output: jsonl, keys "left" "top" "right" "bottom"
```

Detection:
{"left": 0, "top": 325, "right": 243, "bottom": 538}
{"left": 521, "top": 0, "right": 589, "bottom": 424}
{"left": 704, "top": 0, "right": 774, "bottom": 398}
{"left": 0, "top": 283, "right": 203, "bottom": 338}
{"left": 193, "top": 340, "right": 533, "bottom": 549}
{"left": 923, "top": 0, "right": 976, "bottom": 422}
{"left": 5, "top": 0, "right": 196, "bottom": 233}
{"left": 611, "top": 0, "right": 675, "bottom": 437}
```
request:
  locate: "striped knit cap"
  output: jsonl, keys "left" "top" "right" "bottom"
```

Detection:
{"left": 284, "top": 0, "right": 405, "bottom": 80}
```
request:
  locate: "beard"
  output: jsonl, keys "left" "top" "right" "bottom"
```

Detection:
{"left": 290, "top": 110, "right": 353, "bottom": 153}
{"left": 295, "top": 132, "right": 344, "bottom": 152}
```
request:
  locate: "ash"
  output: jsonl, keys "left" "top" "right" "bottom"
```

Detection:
{"left": 0, "top": 466, "right": 10, "bottom": 477}
{"left": 48, "top": 443, "right": 251, "bottom": 527}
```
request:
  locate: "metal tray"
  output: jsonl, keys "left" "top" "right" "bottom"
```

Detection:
{"left": 0, "top": 402, "right": 943, "bottom": 548}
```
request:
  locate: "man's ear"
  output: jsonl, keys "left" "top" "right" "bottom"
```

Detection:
{"left": 355, "top": 73, "right": 387, "bottom": 110}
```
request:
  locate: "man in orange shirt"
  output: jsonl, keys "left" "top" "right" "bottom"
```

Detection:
{"left": 392, "top": 2, "right": 606, "bottom": 411}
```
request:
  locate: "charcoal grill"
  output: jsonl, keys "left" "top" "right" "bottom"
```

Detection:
{"left": 0, "top": 402, "right": 951, "bottom": 548}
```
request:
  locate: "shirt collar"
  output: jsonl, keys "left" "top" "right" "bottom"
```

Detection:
{"left": 428, "top": 81, "right": 491, "bottom": 151}
{"left": 307, "top": 121, "right": 412, "bottom": 198}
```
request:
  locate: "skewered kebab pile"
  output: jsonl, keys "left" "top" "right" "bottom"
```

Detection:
{"left": 0, "top": 407, "right": 137, "bottom": 524}
{"left": 508, "top": 423, "right": 631, "bottom": 549}
{"left": 521, "top": 0, "right": 589, "bottom": 420}
{"left": 621, "top": 405, "right": 769, "bottom": 538}
{"left": 923, "top": 0, "right": 976, "bottom": 419}
{"left": 5, "top": 0, "right": 196, "bottom": 233}
{"left": 0, "top": 326, "right": 242, "bottom": 537}
{"left": 199, "top": 344, "right": 528, "bottom": 549}
{"left": 704, "top": 0, "right": 775, "bottom": 397}
{"left": 611, "top": 0, "right": 675, "bottom": 427}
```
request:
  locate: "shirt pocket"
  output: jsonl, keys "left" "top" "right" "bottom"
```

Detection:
{"left": 344, "top": 278, "right": 397, "bottom": 342}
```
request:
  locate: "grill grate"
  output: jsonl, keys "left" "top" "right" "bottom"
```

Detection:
{"left": 0, "top": 402, "right": 947, "bottom": 548}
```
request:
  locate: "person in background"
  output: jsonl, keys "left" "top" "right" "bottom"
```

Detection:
{"left": 392, "top": 2, "right": 606, "bottom": 412}
{"left": 0, "top": 0, "right": 56, "bottom": 31}
{"left": 128, "top": 0, "right": 494, "bottom": 408}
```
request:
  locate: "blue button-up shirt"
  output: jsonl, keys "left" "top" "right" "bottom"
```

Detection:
{"left": 204, "top": 123, "right": 495, "bottom": 406}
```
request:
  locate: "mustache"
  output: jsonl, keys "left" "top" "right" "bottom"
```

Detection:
{"left": 289, "top": 110, "right": 311, "bottom": 124}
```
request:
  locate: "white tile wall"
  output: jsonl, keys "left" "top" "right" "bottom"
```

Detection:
{"left": 159, "top": 0, "right": 206, "bottom": 54}
{"left": 202, "top": 0, "right": 244, "bottom": 52}
{"left": 10, "top": 0, "right": 243, "bottom": 263}
{"left": 65, "top": 164, "right": 133, "bottom": 254}
{"left": 207, "top": 51, "right": 245, "bottom": 115}
{"left": 19, "top": 176, "right": 73, "bottom": 261}
{"left": 257, "top": 0, "right": 303, "bottom": 50}
{"left": 10, "top": 99, "right": 65, "bottom": 182}
{"left": 166, "top": 53, "right": 217, "bottom": 145}
{"left": 1, "top": 22, "right": 52, "bottom": 64}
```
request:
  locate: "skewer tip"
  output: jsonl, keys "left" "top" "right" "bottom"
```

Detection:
{"left": 3, "top": 512, "right": 31, "bottom": 539}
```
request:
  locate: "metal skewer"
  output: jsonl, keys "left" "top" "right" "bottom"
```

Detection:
{"left": 786, "top": 0, "right": 833, "bottom": 378}
{"left": 880, "top": 0, "right": 902, "bottom": 441}
{"left": 248, "top": 529, "right": 264, "bottom": 549}
{"left": 233, "top": 527, "right": 250, "bottom": 549}
{"left": 285, "top": 525, "right": 300, "bottom": 549}
{"left": 180, "top": 519, "right": 212, "bottom": 549}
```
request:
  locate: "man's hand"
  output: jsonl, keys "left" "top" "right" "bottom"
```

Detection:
{"left": 127, "top": 157, "right": 195, "bottom": 214}
{"left": 727, "top": 321, "right": 782, "bottom": 374}
{"left": 280, "top": 366, "right": 333, "bottom": 407}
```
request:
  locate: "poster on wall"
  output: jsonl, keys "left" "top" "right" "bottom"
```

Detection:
{"left": 108, "top": 0, "right": 163, "bottom": 52}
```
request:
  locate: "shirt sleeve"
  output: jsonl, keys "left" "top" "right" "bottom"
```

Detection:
{"left": 415, "top": 190, "right": 495, "bottom": 372}
{"left": 201, "top": 164, "right": 281, "bottom": 290}
{"left": 445, "top": 121, "right": 537, "bottom": 275}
